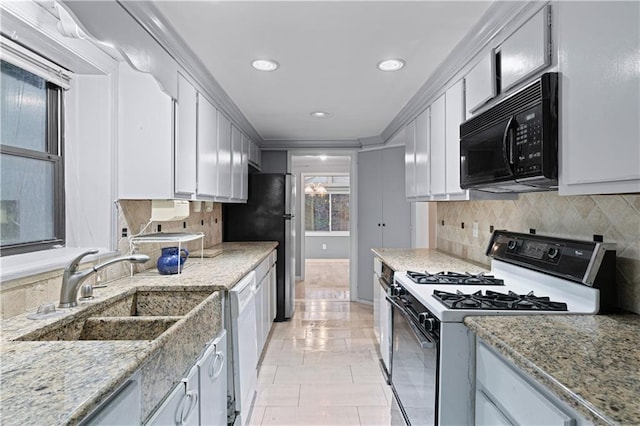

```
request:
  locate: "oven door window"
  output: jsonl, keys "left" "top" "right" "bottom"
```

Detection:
{"left": 391, "top": 306, "right": 438, "bottom": 425}
{"left": 460, "top": 117, "right": 514, "bottom": 187}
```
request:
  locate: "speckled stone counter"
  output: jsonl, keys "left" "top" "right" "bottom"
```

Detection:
{"left": 465, "top": 315, "right": 640, "bottom": 425}
{"left": 0, "top": 241, "right": 277, "bottom": 425}
{"left": 372, "top": 247, "right": 489, "bottom": 273}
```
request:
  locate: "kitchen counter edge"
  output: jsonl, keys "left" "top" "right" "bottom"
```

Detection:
{"left": 464, "top": 314, "right": 640, "bottom": 425}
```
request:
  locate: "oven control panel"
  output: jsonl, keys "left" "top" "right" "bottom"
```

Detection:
{"left": 486, "top": 230, "right": 611, "bottom": 285}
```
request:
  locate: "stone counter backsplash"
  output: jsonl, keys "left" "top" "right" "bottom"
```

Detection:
{"left": 437, "top": 192, "right": 640, "bottom": 314}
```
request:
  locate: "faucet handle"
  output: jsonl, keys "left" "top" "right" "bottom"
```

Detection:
{"left": 66, "top": 249, "right": 99, "bottom": 272}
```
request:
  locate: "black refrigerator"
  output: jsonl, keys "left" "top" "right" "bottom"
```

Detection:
{"left": 223, "top": 173, "right": 296, "bottom": 321}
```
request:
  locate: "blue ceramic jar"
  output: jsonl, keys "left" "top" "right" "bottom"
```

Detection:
{"left": 157, "top": 247, "right": 189, "bottom": 275}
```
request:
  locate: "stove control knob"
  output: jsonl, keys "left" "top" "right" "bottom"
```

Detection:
{"left": 547, "top": 247, "right": 560, "bottom": 259}
{"left": 389, "top": 286, "right": 404, "bottom": 297}
{"left": 422, "top": 317, "right": 438, "bottom": 331}
{"left": 507, "top": 240, "right": 518, "bottom": 250}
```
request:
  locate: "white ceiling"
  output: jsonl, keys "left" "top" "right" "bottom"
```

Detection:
{"left": 154, "top": 1, "right": 491, "bottom": 143}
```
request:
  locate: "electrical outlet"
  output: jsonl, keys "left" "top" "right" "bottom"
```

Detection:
{"left": 472, "top": 221, "right": 479, "bottom": 238}
{"left": 322, "top": 243, "right": 327, "bottom": 250}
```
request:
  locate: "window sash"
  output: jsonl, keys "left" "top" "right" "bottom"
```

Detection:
{"left": 0, "top": 64, "right": 65, "bottom": 256}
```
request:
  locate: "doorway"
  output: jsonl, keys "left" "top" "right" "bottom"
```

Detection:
{"left": 289, "top": 152, "right": 357, "bottom": 301}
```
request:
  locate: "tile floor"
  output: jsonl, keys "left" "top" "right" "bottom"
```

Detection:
{"left": 248, "top": 259, "right": 393, "bottom": 426}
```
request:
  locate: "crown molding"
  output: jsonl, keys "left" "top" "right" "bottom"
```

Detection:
{"left": 115, "top": 0, "right": 264, "bottom": 145}
{"left": 380, "top": 1, "right": 544, "bottom": 144}
{"left": 261, "top": 139, "right": 361, "bottom": 150}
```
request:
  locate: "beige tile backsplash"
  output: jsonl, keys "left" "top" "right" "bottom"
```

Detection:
{"left": 0, "top": 200, "right": 223, "bottom": 320}
{"left": 436, "top": 192, "right": 640, "bottom": 314}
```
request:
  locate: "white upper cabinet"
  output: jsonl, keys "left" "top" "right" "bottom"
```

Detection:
{"left": 196, "top": 96, "right": 218, "bottom": 198}
{"left": 248, "top": 139, "right": 261, "bottom": 170}
{"left": 429, "top": 96, "right": 446, "bottom": 196}
{"left": 216, "top": 112, "right": 232, "bottom": 199}
{"left": 499, "top": 6, "right": 550, "bottom": 92}
{"left": 174, "top": 73, "right": 197, "bottom": 198}
{"left": 117, "top": 63, "right": 173, "bottom": 199}
{"left": 241, "top": 134, "right": 249, "bottom": 201}
{"left": 415, "top": 108, "right": 431, "bottom": 198}
{"left": 557, "top": 1, "right": 640, "bottom": 195}
{"left": 404, "top": 119, "right": 417, "bottom": 199}
{"left": 230, "top": 125, "right": 243, "bottom": 201}
{"left": 465, "top": 52, "right": 496, "bottom": 117}
{"left": 445, "top": 80, "right": 465, "bottom": 195}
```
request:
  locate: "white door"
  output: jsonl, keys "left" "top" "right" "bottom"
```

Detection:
{"left": 197, "top": 330, "right": 227, "bottom": 426}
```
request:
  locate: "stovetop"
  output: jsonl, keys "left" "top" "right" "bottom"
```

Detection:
{"left": 406, "top": 271, "right": 504, "bottom": 286}
{"left": 432, "top": 289, "right": 568, "bottom": 311}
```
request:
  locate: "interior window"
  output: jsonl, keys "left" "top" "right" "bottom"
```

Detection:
{"left": 0, "top": 60, "right": 64, "bottom": 255}
{"left": 304, "top": 175, "right": 350, "bottom": 232}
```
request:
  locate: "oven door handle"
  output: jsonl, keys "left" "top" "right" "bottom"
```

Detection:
{"left": 387, "top": 296, "right": 437, "bottom": 349}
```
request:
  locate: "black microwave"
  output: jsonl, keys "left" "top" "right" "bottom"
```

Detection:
{"left": 460, "top": 73, "right": 558, "bottom": 193}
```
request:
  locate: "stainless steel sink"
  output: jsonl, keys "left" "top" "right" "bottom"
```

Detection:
{"left": 16, "top": 289, "right": 212, "bottom": 341}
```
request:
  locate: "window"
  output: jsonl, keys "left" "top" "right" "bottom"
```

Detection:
{"left": 304, "top": 175, "right": 349, "bottom": 233}
{"left": 1, "top": 59, "right": 64, "bottom": 255}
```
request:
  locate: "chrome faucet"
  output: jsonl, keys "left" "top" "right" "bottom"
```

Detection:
{"left": 59, "top": 250, "right": 150, "bottom": 308}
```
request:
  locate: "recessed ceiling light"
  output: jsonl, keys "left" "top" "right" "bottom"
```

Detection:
{"left": 310, "top": 111, "right": 332, "bottom": 118}
{"left": 377, "top": 59, "right": 406, "bottom": 72}
{"left": 251, "top": 59, "right": 279, "bottom": 72}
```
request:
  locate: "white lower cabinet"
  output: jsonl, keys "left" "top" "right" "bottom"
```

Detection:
{"left": 146, "top": 365, "right": 200, "bottom": 426}
{"left": 197, "top": 330, "right": 228, "bottom": 426}
{"left": 81, "top": 371, "right": 142, "bottom": 425}
{"left": 475, "top": 339, "right": 583, "bottom": 425}
{"left": 255, "top": 251, "right": 277, "bottom": 357}
{"left": 145, "top": 330, "right": 228, "bottom": 426}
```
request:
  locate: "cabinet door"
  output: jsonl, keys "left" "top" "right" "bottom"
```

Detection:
{"left": 269, "top": 264, "right": 277, "bottom": 322}
{"left": 197, "top": 330, "right": 227, "bottom": 426}
{"left": 196, "top": 96, "right": 218, "bottom": 197}
{"left": 430, "top": 96, "right": 446, "bottom": 196}
{"left": 241, "top": 134, "right": 249, "bottom": 200}
{"left": 147, "top": 366, "right": 199, "bottom": 426}
{"left": 465, "top": 52, "right": 496, "bottom": 117}
{"left": 216, "top": 112, "right": 232, "bottom": 199}
{"left": 357, "top": 150, "right": 384, "bottom": 302}
{"left": 118, "top": 63, "right": 173, "bottom": 199}
{"left": 175, "top": 73, "right": 197, "bottom": 197}
{"left": 82, "top": 373, "right": 141, "bottom": 425}
{"left": 557, "top": 1, "right": 640, "bottom": 195}
{"left": 476, "top": 341, "right": 576, "bottom": 425}
{"left": 381, "top": 146, "right": 412, "bottom": 250}
{"left": 445, "top": 80, "right": 465, "bottom": 195}
{"left": 500, "top": 6, "right": 550, "bottom": 92}
{"left": 404, "top": 119, "right": 417, "bottom": 198}
{"left": 415, "top": 108, "right": 431, "bottom": 197}
{"left": 231, "top": 125, "right": 243, "bottom": 200}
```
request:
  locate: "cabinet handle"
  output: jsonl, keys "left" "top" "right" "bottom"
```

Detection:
{"left": 382, "top": 223, "right": 386, "bottom": 227}
{"left": 177, "top": 390, "right": 198, "bottom": 425}
{"left": 378, "top": 223, "right": 381, "bottom": 227}
{"left": 209, "top": 350, "right": 225, "bottom": 379}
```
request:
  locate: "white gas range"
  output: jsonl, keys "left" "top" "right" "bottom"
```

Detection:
{"left": 387, "top": 230, "right": 617, "bottom": 426}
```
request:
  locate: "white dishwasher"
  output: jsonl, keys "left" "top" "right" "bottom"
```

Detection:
{"left": 229, "top": 271, "right": 258, "bottom": 426}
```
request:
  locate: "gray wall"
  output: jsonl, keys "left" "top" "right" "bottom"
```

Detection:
{"left": 260, "top": 150, "right": 288, "bottom": 173}
{"left": 305, "top": 235, "right": 349, "bottom": 259}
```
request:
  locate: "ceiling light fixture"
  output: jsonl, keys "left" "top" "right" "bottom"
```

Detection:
{"left": 377, "top": 58, "right": 406, "bottom": 72}
{"left": 251, "top": 59, "right": 279, "bottom": 72}
{"left": 310, "top": 111, "right": 332, "bottom": 118}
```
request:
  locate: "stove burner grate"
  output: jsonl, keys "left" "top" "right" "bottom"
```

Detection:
{"left": 406, "top": 271, "right": 504, "bottom": 286}
{"left": 432, "top": 289, "right": 568, "bottom": 311}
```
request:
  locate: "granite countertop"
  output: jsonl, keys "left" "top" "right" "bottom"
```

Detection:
{"left": 465, "top": 315, "right": 640, "bottom": 425}
{"left": 371, "top": 247, "right": 489, "bottom": 273}
{"left": 0, "top": 241, "right": 277, "bottom": 425}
